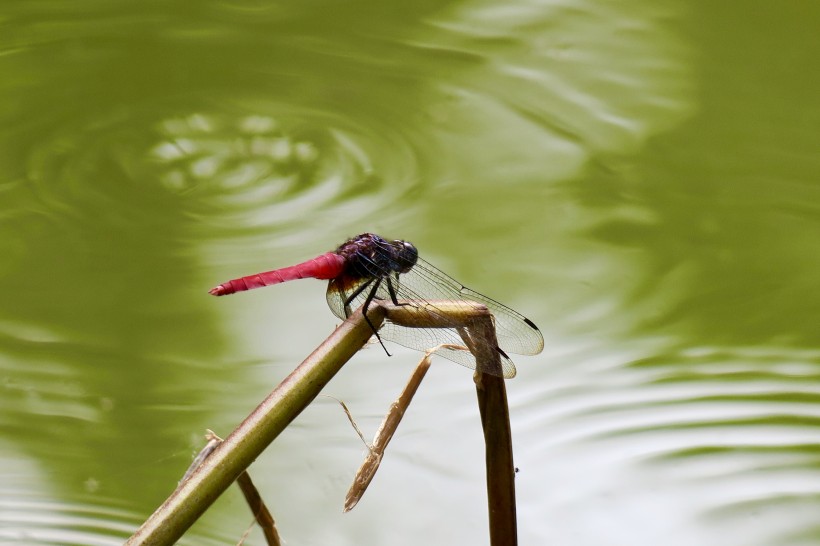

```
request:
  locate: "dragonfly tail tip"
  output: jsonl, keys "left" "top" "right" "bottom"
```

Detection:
{"left": 209, "top": 285, "right": 229, "bottom": 296}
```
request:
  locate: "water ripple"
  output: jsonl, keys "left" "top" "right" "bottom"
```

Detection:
{"left": 517, "top": 342, "right": 820, "bottom": 546}
{"left": 0, "top": 491, "right": 229, "bottom": 545}
{"left": 414, "top": 0, "right": 695, "bottom": 158}
{"left": 17, "top": 101, "right": 427, "bottom": 245}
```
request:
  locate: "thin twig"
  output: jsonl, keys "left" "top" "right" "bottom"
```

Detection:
{"left": 180, "top": 430, "right": 221, "bottom": 484}
{"left": 236, "top": 470, "right": 281, "bottom": 546}
{"left": 186, "top": 431, "right": 282, "bottom": 546}
{"left": 343, "top": 343, "right": 468, "bottom": 512}
{"left": 321, "top": 395, "right": 373, "bottom": 454}
{"left": 235, "top": 517, "right": 256, "bottom": 546}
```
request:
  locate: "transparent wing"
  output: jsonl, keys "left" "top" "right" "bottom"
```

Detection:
{"left": 326, "top": 275, "right": 374, "bottom": 321}
{"left": 403, "top": 257, "right": 544, "bottom": 356}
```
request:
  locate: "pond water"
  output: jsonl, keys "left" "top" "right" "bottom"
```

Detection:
{"left": 1, "top": 1, "right": 819, "bottom": 545}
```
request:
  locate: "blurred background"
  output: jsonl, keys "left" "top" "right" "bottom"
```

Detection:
{"left": 1, "top": 1, "right": 819, "bottom": 545}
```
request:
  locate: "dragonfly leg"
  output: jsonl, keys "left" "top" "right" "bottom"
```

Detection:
{"left": 385, "top": 275, "right": 412, "bottom": 308}
{"left": 360, "top": 278, "right": 391, "bottom": 357}
{"left": 342, "top": 278, "right": 374, "bottom": 318}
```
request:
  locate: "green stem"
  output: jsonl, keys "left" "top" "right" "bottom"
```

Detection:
{"left": 126, "top": 305, "right": 385, "bottom": 546}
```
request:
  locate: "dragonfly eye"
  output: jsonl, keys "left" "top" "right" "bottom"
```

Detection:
{"left": 397, "top": 241, "right": 418, "bottom": 271}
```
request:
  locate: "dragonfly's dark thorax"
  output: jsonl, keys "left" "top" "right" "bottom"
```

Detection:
{"left": 335, "top": 233, "right": 418, "bottom": 279}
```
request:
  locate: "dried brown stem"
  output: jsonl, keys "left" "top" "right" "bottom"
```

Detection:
{"left": 344, "top": 343, "right": 468, "bottom": 512}
{"left": 387, "top": 303, "right": 518, "bottom": 546}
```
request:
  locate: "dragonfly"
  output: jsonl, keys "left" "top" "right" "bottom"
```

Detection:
{"left": 209, "top": 233, "right": 543, "bottom": 378}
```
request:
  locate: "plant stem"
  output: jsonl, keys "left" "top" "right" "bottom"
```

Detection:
{"left": 125, "top": 305, "right": 385, "bottom": 546}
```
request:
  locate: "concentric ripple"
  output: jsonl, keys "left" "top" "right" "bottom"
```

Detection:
{"left": 145, "top": 106, "right": 428, "bottom": 239}
{"left": 15, "top": 98, "right": 429, "bottom": 247}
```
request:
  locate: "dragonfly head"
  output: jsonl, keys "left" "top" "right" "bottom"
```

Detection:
{"left": 395, "top": 240, "right": 418, "bottom": 273}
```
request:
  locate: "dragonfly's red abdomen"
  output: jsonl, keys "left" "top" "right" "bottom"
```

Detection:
{"left": 209, "top": 252, "right": 346, "bottom": 296}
